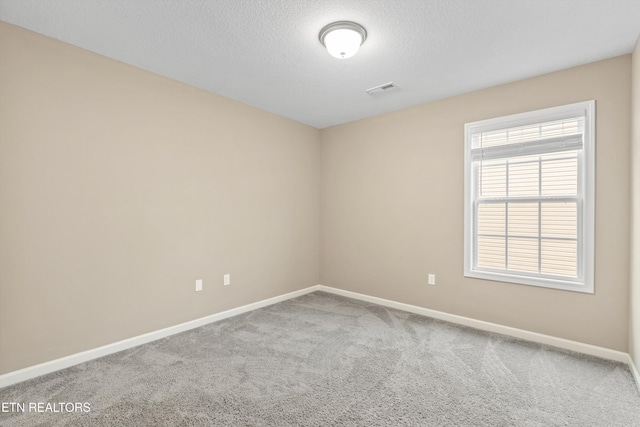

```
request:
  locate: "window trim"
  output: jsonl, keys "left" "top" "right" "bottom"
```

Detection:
{"left": 463, "top": 101, "right": 595, "bottom": 293}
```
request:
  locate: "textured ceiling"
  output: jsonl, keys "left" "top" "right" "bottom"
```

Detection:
{"left": 1, "top": 0, "right": 640, "bottom": 128}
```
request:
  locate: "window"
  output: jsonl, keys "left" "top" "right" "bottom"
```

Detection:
{"left": 464, "top": 101, "right": 595, "bottom": 293}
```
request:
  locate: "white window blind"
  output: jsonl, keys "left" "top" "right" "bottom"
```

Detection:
{"left": 464, "top": 101, "right": 595, "bottom": 293}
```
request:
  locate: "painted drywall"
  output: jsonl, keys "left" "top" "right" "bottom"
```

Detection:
{"left": 0, "top": 22, "right": 320, "bottom": 374}
{"left": 0, "top": 19, "right": 635, "bottom": 378}
{"left": 321, "top": 55, "right": 632, "bottom": 351}
{"left": 631, "top": 36, "right": 640, "bottom": 371}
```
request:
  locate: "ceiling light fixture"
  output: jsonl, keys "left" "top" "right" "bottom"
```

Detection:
{"left": 319, "top": 21, "right": 367, "bottom": 59}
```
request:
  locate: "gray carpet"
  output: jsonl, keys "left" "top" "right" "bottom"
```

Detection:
{"left": 1, "top": 291, "right": 638, "bottom": 426}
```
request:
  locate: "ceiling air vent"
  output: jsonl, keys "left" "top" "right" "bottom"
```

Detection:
{"left": 365, "top": 82, "right": 399, "bottom": 95}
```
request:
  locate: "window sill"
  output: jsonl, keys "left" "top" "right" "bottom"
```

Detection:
{"left": 464, "top": 269, "right": 594, "bottom": 294}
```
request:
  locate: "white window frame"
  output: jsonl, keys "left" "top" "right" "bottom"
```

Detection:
{"left": 463, "top": 101, "right": 595, "bottom": 293}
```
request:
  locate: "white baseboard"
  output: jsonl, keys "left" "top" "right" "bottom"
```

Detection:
{"left": 0, "top": 285, "right": 320, "bottom": 389}
{"left": 316, "top": 285, "right": 630, "bottom": 364}
{"left": 2, "top": 283, "right": 636, "bottom": 392}
{"left": 628, "top": 354, "right": 640, "bottom": 393}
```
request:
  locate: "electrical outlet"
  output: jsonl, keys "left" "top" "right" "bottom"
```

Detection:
{"left": 428, "top": 274, "right": 436, "bottom": 286}
{"left": 195, "top": 279, "right": 203, "bottom": 292}
{"left": 224, "top": 274, "right": 230, "bottom": 286}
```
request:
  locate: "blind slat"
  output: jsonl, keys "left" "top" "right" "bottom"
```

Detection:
{"left": 471, "top": 134, "right": 583, "bottom": 161}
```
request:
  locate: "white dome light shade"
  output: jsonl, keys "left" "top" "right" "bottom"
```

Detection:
{"left": 324, "top": 29, "right": 362, "bottom": 59}
{"left": 319, "top": 21, "right": 367, "bottom": 59}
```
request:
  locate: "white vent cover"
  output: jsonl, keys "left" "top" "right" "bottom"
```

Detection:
{"left": 365, "top": 82, "right": 399, "bottom": 95}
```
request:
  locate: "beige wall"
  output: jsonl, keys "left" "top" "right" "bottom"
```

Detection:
{"left": 0, "top": 22, "right": 320, "bottom": 374}
{"left": 321, "top": 55, "right": 632, "bottom": 351}
{"left": 631, "top": 37, "right": 640, "bottom": 369}
{"left": 0, "top": 20, "right": 635, "bottom": 377}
